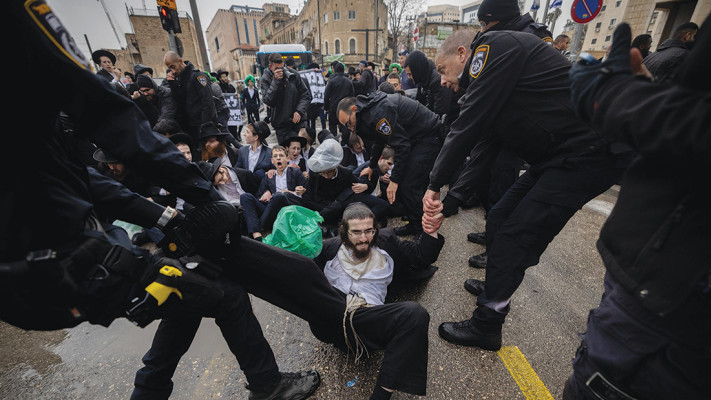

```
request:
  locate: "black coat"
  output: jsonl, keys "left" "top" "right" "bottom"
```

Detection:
{"left": 132, "top": 85, "right": 180, "bottom": 134}
{"left": 167, "top": 61, "right": 218, "bottom": 139}
{"left": 303, "top": 166, "right": 356, "bottom": 208}
{"left": 642, "top": 39, "right": 690, "bottom": 82}
{"left": 257, "top": 167, "right": 309, "bottom": 196}
{"left": 324, "top": 72, "right": 354, "bottom": 117}
{"left": 405, "top": 52, "right": 456, "bottom": 116}
{"left": 242, "top": 86, "right": 260, "bottom": 110}
{"left": 260, "top": 67, "right": 312, "bottom": 129}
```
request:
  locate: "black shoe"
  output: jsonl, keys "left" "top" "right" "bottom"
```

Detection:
{"left": 438, "top": 319, "right": 501, "bottom": 351}
{"left": 131, "top": 230, "right": 152, "bottom": 246}
{"left": 248, "top": 370, "right": 321, "bottom": 400}
{"left": 393, "top": 223, "right": 420, "bottom": 236}
{"left": 441, "top": 195, "right": 460, "bottom": 217}
{"left": 468, "top": 251, "right": 488, "bottom": 269}
{"left": 464, "top": 279, "right": 485, "bottom": 296}
{"left": 466, "top": 232, "right": 486, "bottom": 245}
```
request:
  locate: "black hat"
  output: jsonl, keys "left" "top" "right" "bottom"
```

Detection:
{"left": 133, "top": 64, "right": 153, "bottom": 76}
{"left": 197, "top": 157, "right": 222, "bottom": 181}
{"left": 280, "top": 133, "right": 307, "bottom": 148}
{"left": 217, "top": 69, "right": 229, "bottom": 77}
{"left": 93, "top": 148, "right": 119, "bottom": 163}
{"left": 136, "top": 74, "right": 155, "bottom": 89}
{"left": 92, "top": 49, "right": 116, "bottom": 65}
{"left": 252, "top": 120, "right": 272, "bottom": 143}
{"left": 477, "top": 0, "right": 520, "bottom": 22}
{"left": 197, "top": 122, "right": 229, "bottom": 142}
{"left": 317, "top": 129, "right": 336, "bottom": 144}
{"left": 168, "top": 132, "right": 195, "bottom": 148}
{"left": 398, "top": 50, "right": 410, "bottom": 56}
{"left": 348, "top": 66, "right": 357, "bottom": 76}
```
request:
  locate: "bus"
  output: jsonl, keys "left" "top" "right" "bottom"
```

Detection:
{"left": 255, "top": 44, "right": 313, "bottom": 77}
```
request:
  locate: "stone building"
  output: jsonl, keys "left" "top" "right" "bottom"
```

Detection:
{"left": 414, "top": 20, "right": 479, "bottom": 60}
{"left": 460, "top": 0, "right": 483, "bottom": 24}
{"left": 260, "top": 3, "right": 297, "bottom": 45}
{"left": 206, "top": 5, "right": 265, "bottom": 81}
{"left": 581, "top": 0, "right": 710, "bottom": 59}
{"left": 422, "top": 4, "right": 462, "bottom": 23}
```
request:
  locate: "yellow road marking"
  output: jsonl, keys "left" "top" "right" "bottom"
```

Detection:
{"left": 498, "top": 346, "right": 555, "bottom": 400}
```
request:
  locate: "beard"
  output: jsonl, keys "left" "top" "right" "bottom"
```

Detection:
{"left": 202, "top": 141, "right": 226, "bottom": 160}
{"left": 344, "top": 239, "right": 372, "bottom": 260}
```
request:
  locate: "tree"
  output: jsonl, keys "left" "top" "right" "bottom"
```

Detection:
{"left": 385, "top": 0, "right": 425, "bottom": 57}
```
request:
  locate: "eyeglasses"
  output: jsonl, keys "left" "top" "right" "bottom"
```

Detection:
{"left": 348, "top": 228, "right": 377, "bottom": 237}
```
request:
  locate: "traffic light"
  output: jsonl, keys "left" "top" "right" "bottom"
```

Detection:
{"left": 158, "top": 6, "right": 181, "bottom": 33}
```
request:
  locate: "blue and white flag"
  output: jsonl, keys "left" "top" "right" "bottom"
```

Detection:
{"left": 549, "top": 0, "right": 563, "bottom": 9}
{"left": 530, "top": 0, "right": 540, "bottom": 10}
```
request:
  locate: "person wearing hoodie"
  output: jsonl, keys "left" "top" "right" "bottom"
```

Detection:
{"left": 164, "top": 51, "right": 221, "bottom": 142}
{"left": 127, "top": 63, "right": 154, "bottom": 95}
{"left": 403, "top": 50, "right": 456, "bottom": 120}
{"left": 131, "top": 74, "right": 181, "bottom": 135}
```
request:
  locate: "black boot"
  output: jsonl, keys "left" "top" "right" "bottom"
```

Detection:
{"left": 464, "top": 278, "right": 485, "bottom": 296}
{"left": 247, "top": 370, "right": 321, "bottom": 400}
{"left": 438, "top": 319, "right": 501, "bottom": 351}
{"left": 468, "top": 251, "right": 488, "bottom": 269}
{"left": 466, "top": 232, "right": 486, "bottom": 245}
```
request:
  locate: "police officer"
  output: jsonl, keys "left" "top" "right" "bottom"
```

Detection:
{"left": 3, "top": 2, "right": 321, "bottom": 399}
{"left": 563, "top": 21, "right": 711, "bottom": 400}
{"left": 423, "top": 22, "right": 630, "bottom": 351}
{"left": 337, "top": 92, "right": 442, "bottom": 236}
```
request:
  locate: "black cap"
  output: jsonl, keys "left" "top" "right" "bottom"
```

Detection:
{"left": 92, "top": 49, "right": 116, "bottom": 65}
{"left": 477, "top": 0, "right": 520, "bottom": 22}
{"left": 168, "top": 132, "right": 195, "bottom": 148}
{"left": 93, "top": 148, "right": 119, "bottom": 163}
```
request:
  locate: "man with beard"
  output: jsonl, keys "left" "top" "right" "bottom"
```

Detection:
{"left": 198, "top": 123, "right": 239, "bottom": 168}
{"left": 309, "top": 202, "right": 443, "bottom": 400}
{"left": 131, "top": 74, "right": 180, "bottom": 135}
{"left": 643, "top": 22, "right": 698, "bottom": 82}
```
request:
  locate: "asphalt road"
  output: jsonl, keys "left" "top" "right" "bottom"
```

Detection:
{"left": 0, "top": 182, "right": 618, "bottom": 400}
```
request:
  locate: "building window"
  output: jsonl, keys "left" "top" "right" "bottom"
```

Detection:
{"left": 335, "top": 38, "right": 341, "bottom": 54}
{"left": 609, "top": 18, "right": 617, "bottom": 26}
{"left": 244, "top": 18, "right": 250, "bottom": 44}
{"left": 334, "top": 10, "right": 340, "bottom": 20}
{"left": 601, "top": 4, "right": 606, "bottom": 11}
{"left": 605, "top": 35, "right": 611, "bottom": 42}
{"left": 254, "top": 19, "right": 259, "bottom": 43}
{"left": 595, "top": 22, "right": 601, "bottom": 28}
{"left": 349, "top": 38, "right": 356, "bottom": 53}
{"left": 615, "top": 0, "right": 621, "bottom": 6}
{"left": 215, "top": 37, "right": 220, "bottom": 51}
{"left": 324, "top": 13, "right": 328, "bottom": 23}
{"left": 591, "top": 38, "right": 597, "bottom": 44}
{"left": 348, "top": 10, "right": 356, "bottom": 19}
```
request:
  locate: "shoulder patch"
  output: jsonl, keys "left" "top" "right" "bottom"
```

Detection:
{"left": 376, "top": 118, "right": 391, "bottom": 135}
{"left": 469, "top": 45, "right": 489, "bottom": 79}
{"left": 197, "top": 75, "right": 208, "bottom": 86}
{"left": 25, "top": 0, "right": 90, "bottom": 70}
{"left": 542, "top": 36, "right": 553, "bottom": 44}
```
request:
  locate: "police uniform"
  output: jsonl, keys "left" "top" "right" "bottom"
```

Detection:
{"left": 563, "top": 20, "right": 711, "bottom": 400}
{"left": 355, "top": 91, "right": 443, "bottom": 232}
{"left": 3, "top": 2, "right": 322, "bottom": 398}
{"left": 430, "top": 30, "right": 629, "bottom": 347}
{"left": 166, "top": 60, "right": 220, "bottom": 141}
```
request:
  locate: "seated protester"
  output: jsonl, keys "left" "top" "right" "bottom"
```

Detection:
{"left": 93, "top": 148, "right": 155, "bottom": 201}
{"left": 131, "top": 74, "right": 181, "bottom": 135}
{"left": 198, "top": 122, "right": 239, "bottom": 168}
{"left": 309, "top": 203, "right": 443, "bottom": 400}
{"left": 299, "top": 127, "right": 316, "bottom": 177}
{"left": 197, "top": 157, "right": 259, "bottom": 207}
{"left": 351, "top": 146, "right": 395, "bottom": 226}
{"left": 341, "top": 134, "right": 370, "bottom": 170}
{"left": 240, "top": 145, "right": 309, "bottom": 240}
{"left": 301, "top": 139, "right": 356, "bottom": 233}
{"left": 236, "top": 120, "right": 274, "bottom": 181}
{"left": 282, "top": 134, "right": 308, "bottom": 172}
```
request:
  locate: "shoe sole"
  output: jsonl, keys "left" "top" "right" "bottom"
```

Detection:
{"left": 438, "top": 324, "right": 501, "bottom": 351}
{"left": 464, "top": 281, "right": 483, "bottom": 296}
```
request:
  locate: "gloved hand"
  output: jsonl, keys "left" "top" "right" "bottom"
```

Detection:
{"left": 569, "top": 23, "right": 633, "bottom": 121}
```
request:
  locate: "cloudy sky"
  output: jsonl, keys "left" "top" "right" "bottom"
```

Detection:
{"left": 49, "top": 0, "right": 575, "bottom": 62}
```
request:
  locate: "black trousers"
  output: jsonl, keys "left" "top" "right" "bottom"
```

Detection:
{"left": 246, "top": 107, "right": 260, "bottom": 124}
{"left": 395, "top": 137, "right": 442, "bottom": 230}
{"left": 474, "top": 150, "right": 622, "bottom": 324}
{"left": 565, "top": 274, "right": 711, "bottom": 400}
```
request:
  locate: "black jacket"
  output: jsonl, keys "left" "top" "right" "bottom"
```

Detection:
{"left": 257, "top": 167, "right": 309, "bottom": 196}
{"left": 132, "top": 85, "right": 180, "bottom": 134}
{"left": 323, "top": 72, "right": 354, "bottom": 117}
{"left": 261, "top": 67, "right": 312, "bottom": 129}
{"left": 642, "top": 38, "right": 690, "bottom": 82}
{"left": 242, "top": 86, "right": 260, "bottom": 110}
{"left": 590, "top": 19, "right": 711, "bottom": 315}
{"left": 429, "top": 31, "right": 604, "bottom": 191}
{"left": 405, "top": 51, "right": 456, "bottom": 116}
{"left": 303, "top": 166, "right": 356, "bottom": 208}
{"left": 167, "top": 61, "right": 218, "bottom": 138}
{"left": 353, "top": 69, "right": 376, "bottom": 96}
{"left": 355, "top": 91, "right": 441, "bottom": 184}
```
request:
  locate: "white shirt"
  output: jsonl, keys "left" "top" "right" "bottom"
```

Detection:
{"left": 248, "top": 145, "right": 262, "bottom": 172}
{"left": 275, "top": 169, "right": 288, "bottom": 193}
{"left": 324, "top": 247, "right": 394, "bottom": 306}
{"left": 353, "top": 150, "right": 365, "bottom": 167}
{"left": 217, "top": 168, "right": 245, "bottom": 205}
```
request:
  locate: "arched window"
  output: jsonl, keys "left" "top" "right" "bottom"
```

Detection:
{"left": 349, "top": 38, "right": 356, "bottom": 54}
{"left": 335, "top": 39, "right": 341, "bottom": 54}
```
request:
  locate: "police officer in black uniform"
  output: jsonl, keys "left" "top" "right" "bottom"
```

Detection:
{"left": 423, "top": 22, "right": 630, "bottom": 351}
{"left": 3, "top": 3, "right": 321, "bottom": 399}
{"left": 337, "top": 92, "right": 443, "bottom": 236}
{"left": 563, "top": 20, "right": 711, "bottom": 400}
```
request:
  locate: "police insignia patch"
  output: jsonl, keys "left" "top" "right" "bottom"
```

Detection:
{"left": 197, "top": 75, "right": 208, "bottom": 86}
{"left": 25, "top": 0, "right": 90, "bottom": 70}
{"left": 376, "top": 118, "right": 391, "bottom": 135}
{"left": 469, "top": 45, "right": 489, "bottom": 79}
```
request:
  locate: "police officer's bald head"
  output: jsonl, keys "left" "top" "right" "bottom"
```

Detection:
{"left": 164, "top": 51, "right": 186, "bottom": 75}
{"left": 435, "top": 29, "right": 477, "bottom": 91}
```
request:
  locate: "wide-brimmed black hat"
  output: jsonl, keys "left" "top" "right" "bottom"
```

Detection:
{"left": 93, "top": 148, "right": 119, "bottom": 163}
{"left": 168, "top": 132, "right": 195, "bottom": 148}
{"left": 197, "top": 157, "right": 222, "bottom": 181}
{"left": 252, "top": 120, "right": 272, "bottom": 143}
{"left": 348, "top": 67, "right": 357, "bottom": 76}
{"left": 196, "top": 122, "right": 229, "bottom": 142}
{"left": 92, "top": 49, "right": 116, "bottom": 65}
{"left": 280, "top": 133, "right": 307, "bottom": 148}
{"left": 217, "top": 69, "right": 229, "bottom": 77}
